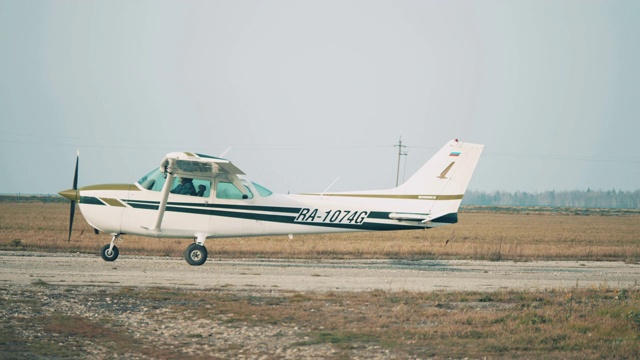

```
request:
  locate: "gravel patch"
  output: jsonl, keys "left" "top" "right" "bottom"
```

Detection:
{"left": 0, "top": 283, "right": 395, "bottom": 359}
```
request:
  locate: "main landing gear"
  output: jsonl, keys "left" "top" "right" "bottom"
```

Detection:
{"left": 184, "top": 234, "right": 208, "bottom": 266}
{"left": 98, "top": 234, "right": 208, "bottom": 266}
{"left": 184, "top": 243, "right": 208, "bottom": 266}
{"left": 100, "top": 234, "right": 121, "bottom": 262}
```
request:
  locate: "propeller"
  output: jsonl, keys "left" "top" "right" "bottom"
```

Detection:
{"left": 69, "top": 151, "right": 79, "bottom": 242}
{"left": 59, "top": 151, "right": 79, "bottom": 242}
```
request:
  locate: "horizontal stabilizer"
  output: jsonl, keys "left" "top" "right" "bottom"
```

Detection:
{"left": 388, "top": 212, "right": 430, "bottom": 222}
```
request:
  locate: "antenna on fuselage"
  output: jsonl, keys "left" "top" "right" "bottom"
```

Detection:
{"left": 219, "top": 147, "right": 232, "bottom": 158}
{"left": 320, "top": 176, "right": 341, "bottom": 197}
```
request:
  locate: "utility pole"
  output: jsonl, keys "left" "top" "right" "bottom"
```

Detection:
{"left": 395, "top": 136, "right": 407, "bottom": 186}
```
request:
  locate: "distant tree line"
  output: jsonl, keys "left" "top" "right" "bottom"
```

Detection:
{"left": 463, "top": 189, "right": 640, "bottom": 209}
{"left": 2, "top": 190, "right": 640, "bottom": 209}
{"left": 0, "top": 194, "right": 67, "bottom": 203}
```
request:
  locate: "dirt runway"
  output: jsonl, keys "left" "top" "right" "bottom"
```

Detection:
{"left": 1, "top": 251, "right": 638, "bottom": 292}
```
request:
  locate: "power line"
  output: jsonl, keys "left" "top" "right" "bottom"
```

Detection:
{"left": 395, "top": 136, "right": 408, "bottom": 186}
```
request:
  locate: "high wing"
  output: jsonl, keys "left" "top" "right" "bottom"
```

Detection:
{"left": 160, "top": 152, "right": 245, "bottom": 177}
{"left": 149, "top": 152, "right": 247, "bottom": 233}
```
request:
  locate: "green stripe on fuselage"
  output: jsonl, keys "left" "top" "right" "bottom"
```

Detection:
{"left": 124, "top": 200, "right": 424, "bottom": 231}
{"left": 80, "top": 196, "right": 105, "bottom": 206}
{"left": 124, "top": 200, "right": 301, "bottom": 214}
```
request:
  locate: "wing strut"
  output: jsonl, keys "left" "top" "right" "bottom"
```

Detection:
{"left": 149, "top": 158, "right": 176, "bottom": 233}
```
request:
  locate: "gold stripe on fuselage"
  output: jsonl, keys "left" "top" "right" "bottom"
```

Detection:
{"left": 301, "top": 193, "right": 463, "bottom": 200}
{"left": 100, "top": 198, "right": 127, "bottom": 207}
{"left": 79, "top": 184, "right": 140, "bottom": 192}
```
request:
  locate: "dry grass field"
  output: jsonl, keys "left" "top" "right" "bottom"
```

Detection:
{"left": 1, "top": 202, "right": 639, "bottom": 262}
{"left": 1, "top": 285, "right": 639, "bottom": 359}
{"left": 2, "top": 202, "right": 640, "bottom": 358}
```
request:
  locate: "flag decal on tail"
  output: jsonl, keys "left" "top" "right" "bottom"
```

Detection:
{"left": 449, "top": 151, "right": 461, "bottom": 157}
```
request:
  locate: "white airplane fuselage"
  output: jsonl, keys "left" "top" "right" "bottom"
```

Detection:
{"left": 76, "top": 184, "right": 457, "bottom": 240}
{"left": 60, "top": 139, "right": 484, "bottom": 265}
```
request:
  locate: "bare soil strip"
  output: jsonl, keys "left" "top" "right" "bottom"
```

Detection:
{"left": 2, "top": 251, "right": 638, "bottom": 292}
{"left": 2, "top": 252, "right": 640, "bottom": 359}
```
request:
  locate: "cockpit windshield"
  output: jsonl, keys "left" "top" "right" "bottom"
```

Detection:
{"left": 137, "top": 168, "right": 167, "bottom": 192}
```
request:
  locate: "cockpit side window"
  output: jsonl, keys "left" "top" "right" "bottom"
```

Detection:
{"left": 170, "top": 177, "right": 212, "bottom": 197}
{"left": 193, "top": 179, "right": 211, "bottom": 197}
{"left": 137, "top": 168, "right": 211, "bottom": 197}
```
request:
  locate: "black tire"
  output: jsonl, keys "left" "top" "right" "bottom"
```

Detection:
{"left": 100, "top": 244, "right": 119, "bottom": 262}
{"left": 185, "top": 243, "right": 208, "bottom": 266}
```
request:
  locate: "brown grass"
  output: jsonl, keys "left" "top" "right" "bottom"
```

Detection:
{"left": 27, "top": 286, "right": 640, "bottom": 359}
{"left": 2, "top": 202, "right": 640, "bottom": 358}
{"left": 185, "top": 287, "right": 640, "bottom": 359}
{"left": 1, "top": 203, "right": 639, "bottom": 262}
{"left": 3, "top": 284, "right": 640, "bottom": 359}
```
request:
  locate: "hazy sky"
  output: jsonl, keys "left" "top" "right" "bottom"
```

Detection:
{"left": 1, "top": 0, "right": 638, "bottom": 195}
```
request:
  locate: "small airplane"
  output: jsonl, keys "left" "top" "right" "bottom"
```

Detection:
{"left": 59, "top": 139, "right": 484, "bottom": 265}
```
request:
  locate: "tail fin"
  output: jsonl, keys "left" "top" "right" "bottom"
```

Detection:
{"left": 311, "top": 139, "right": 483, "bottom": 226}
{"left": 395, "top": 139, "right": 484, "bottom": 221}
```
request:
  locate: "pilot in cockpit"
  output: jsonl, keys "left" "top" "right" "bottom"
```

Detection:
{"left": 170, "top": 177, "right": 196, "bottom": 196}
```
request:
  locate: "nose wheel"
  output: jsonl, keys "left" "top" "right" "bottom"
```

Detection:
{"left": 100, "top": 244, "right": 119, "bottom": 261}
{"left": 184, "top": 243, "right": 208, "bottom": 266}
{"left": 100, "top": 234, "right": 121, "bottom": 262}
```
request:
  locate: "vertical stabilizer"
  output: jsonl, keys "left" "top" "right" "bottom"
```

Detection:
{"left": 395, "top": 139, "right": 484, "bottom": 219}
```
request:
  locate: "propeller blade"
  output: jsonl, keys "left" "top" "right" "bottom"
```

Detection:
{"left": 73, "top": 150, "right": 79, "bottom": 190}
{"left": 68, "top": 151, "right": 79, "bottom": 242}
{"left": 68, "top": 201, "right": 76, "bottom": 242}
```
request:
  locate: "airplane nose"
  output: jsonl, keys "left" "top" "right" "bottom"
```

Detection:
{"left": 58, "top": 189, "right": 79, "bottom": 202}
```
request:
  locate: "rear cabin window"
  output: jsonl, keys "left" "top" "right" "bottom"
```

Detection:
{"left": 252, "top": 182, "right": 273, "bottom": 197}
{"left": 216, "top": 182, "right": 254, "bottom": 200}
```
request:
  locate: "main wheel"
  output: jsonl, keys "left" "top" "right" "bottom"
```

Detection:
{"left": 100, "top": 244, "right": 119, "bottom": 261}
{"left": 185, "top": 243, "right": 208, "bottom": 266}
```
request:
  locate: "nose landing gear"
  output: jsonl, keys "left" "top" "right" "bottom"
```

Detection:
{"left": 100, "top": 234, "right": 122, "bottom": 262}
